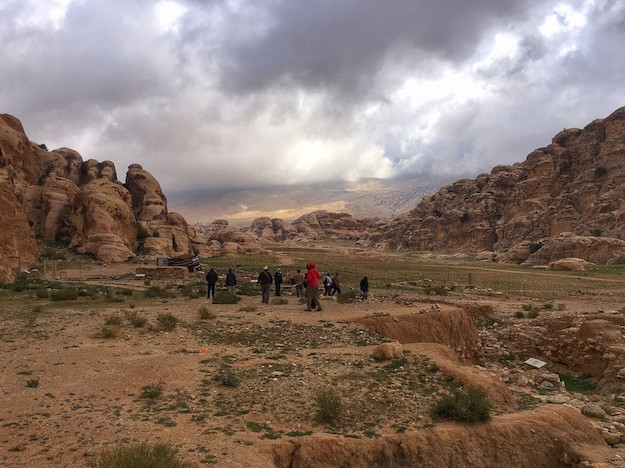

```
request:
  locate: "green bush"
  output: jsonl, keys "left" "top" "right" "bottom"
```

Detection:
{"left": 156, "top": 312, "right": 177, "bottom": 331}
{"left": 314, "top": 388, "right": 343, "bottom": 426}
{"left": 140, "top": 382, "right": 164, "bottom": 399}
{"left": 514, "top": 311, "right": 524, "bottom": 318}
{"left": 50, "top": 288, "right": 78, "bottom": 301}
{"left": 213, "top": 291, "right": 240, "bottom": 304}
{"left": 87, "top": 442, "right": 191, "bottom": 468}
{"left": 237, "top": 283, "right": 257, "bottom": 296}
{"left": 527, "top": 309, "right": 539, "bottom": 318}
{"left": 36, "top": 289, "right": 49, "bottom": 299}
{"left": 543, "top": 302, "right": 553, "bottom": 310}
{"left": 430, "top": 386, "right": 492, "bottom": 423}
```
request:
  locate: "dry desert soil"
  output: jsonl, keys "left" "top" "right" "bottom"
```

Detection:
{"left": 3, "top": 250, "right": 625, "bottom": 467}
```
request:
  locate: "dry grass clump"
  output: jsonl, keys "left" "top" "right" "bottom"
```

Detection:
{"left": 87, "top": 441, "right": 191, "bottom": 468}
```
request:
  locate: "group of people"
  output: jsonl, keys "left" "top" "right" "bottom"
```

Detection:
{"left": 322, "top": 272, "right": 341, "bottom": 296}
{"left": 205, "top": 264, "right": 370, "bottom": 305}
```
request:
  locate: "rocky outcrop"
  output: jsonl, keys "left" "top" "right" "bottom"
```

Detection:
{"left": 384, "top": 106, "right": 625, "bottom": 263}
{"left": 69, "top": 178, "right": 137, "bottom": 262}
{"left": 0, "top": 112, "right": 206, "bottom": 280}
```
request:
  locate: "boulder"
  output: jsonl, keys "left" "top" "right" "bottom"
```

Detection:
{"left": 372, "top": 342, "right": 403, "bottom": 361}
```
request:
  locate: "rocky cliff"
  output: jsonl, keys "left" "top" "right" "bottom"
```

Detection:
{"left": 382, "top": 106, "right": 625, "bottom": 264}
{"left": 0, "top": 113, "right": 203, "bottom": 282}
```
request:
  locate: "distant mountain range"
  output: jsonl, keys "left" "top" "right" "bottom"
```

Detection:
{"left": 168, "top": 177, "right": 446, "bottom": 227}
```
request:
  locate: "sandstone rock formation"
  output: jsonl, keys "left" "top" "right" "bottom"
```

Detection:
{"left": 383, "top": 106, "right": 625, "bottom": 264}
{"left": 0, "top": 112, "right": 205, "bottom": 281}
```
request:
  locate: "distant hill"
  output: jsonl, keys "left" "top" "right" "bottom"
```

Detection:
{"left": 168, "top": 177, "right": 444, "bottom": 227}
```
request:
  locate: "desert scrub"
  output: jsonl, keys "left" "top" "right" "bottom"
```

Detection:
{"left": 125, "top": 310, "right": 148, "bottom": 328}
{"left": 36, "top": 289, "right": 49, "bottom": 299}
{"left": 50, "top": 287, "right": 78, "bottom": 301}
{"left": 238, "top": 304, "right": 257, "bottom": 313}
{"left": 237, "top": 283, "right": 257, "bottom": 296}
{"left": 87, "top": 441, "right": 191, "bottom": 468}
{"left": 101, "top": 326, "right": 120, "bottom": 339}
{"left": 155, "top": 312, "right": 178, "bottom": 331}
{"left": 557, "top": 373, "right": 596, "bottom": 395}
{"left": 199, "top": 306, "right": 216, "bottom": 320}
{"left": 213, "top": 291, "right": 240, "bottom": 304}
{"left": 337, "top": 291, "right": 358, "bottom": 303}
{"left": 214, "top": 368, "right": 240, "bottom": 388}
{"left": 314, "top": 387, "right": 343, "bottom": 426}
{"left": 104, "top": 314, "right": 123, "bottom": 326}
{"left": 144, "top": 286, "right": 173, "bottom": 299}
{"left": 430, "top": 385, "right": 492, "bottom": 423}
{"left": 140, "top": 381, "right": 164, "bottom": 399}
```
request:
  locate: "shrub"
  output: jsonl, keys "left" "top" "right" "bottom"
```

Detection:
{"left": 36, "top": 289, "right": 49, "bottom": 299}
{"left": 557, "top": 303, "right": 566, "bottom": 311}
{"left": 237, "top": 283, "right": 257, "bottom": 296}
{"left": 271, "top": 297, "right": 288, "bottom": 305}
{"left": 213, "top": 291, "right": 240, "bottom": 304}
{"left": 239, "top": 304, "right": 257, "bottom": 313}
{"left": 337, "top": 291, "right": 358, "bottom": 303}
{"left": 104, "top": 314, "right": 123, "bottom": 326}
{"left": 87, "top": 442, "right": 192, "bottom": 468}
{"left": 430, "top": 386, "right": 492, "bottom": 423}
{"left": 156, "top": 312, "right": 178, "bottom": 331}
{"left": 558, "top": 373, "right": 596, "bottom": 394}
{"left": 424, "top": 285, "right": 448, "bottom": 296}
{"left": 543, "top": 303, "right": 553, "bottom": 310}
{"left": 594, "top": 166, "right": 608, "bottom": 177}
{"left": 314, "top": 388, "right": 343, "bottom": 426}
{"left": 50, "top": 288, "right": 78, "bottom": 301}
{"left": 140, "top": 382, "right": 164, "bottom": 399}
{"left": 214, "top": 368, "right": 240, "bottom": 387}
{"left": 125, "top": 310, "right": 147, "bottom": 328}
{"left": 514, "top": 311, "right": 525, "bottom": 318}
{"left": 144, "top": 286, "right": 172, "bottom": 299}
{"left": 199, "top": 306, "right": 216, "bottom": 320}
{"left": 101, "top": 326, "right": 120, "bottom": 339}
{"left": 527, "top": 309, "right": 539, "bottom": 318}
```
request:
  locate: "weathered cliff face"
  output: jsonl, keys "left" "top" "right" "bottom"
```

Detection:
{"left": 69, "top": 179, "right": 137, "bottom": 262}
{"left": 383, "top": 106, "right": 625, "bottom": 263}
{"left": 0, "top": 113, "right": 203, "bottom": 281}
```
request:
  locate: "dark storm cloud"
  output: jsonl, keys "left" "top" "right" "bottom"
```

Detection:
{"left": 210, "top": 0, "right": 542, "bottom": 99}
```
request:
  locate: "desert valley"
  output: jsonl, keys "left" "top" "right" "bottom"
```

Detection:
{"left": 3, "top": 106, "right": 625, "bottom": 467}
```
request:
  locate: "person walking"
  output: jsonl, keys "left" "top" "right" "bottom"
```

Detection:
{"left": 205, "top": 267, "right": 218, "bottom": 300}
{"left": 305, "top": 261, "right": 322, "bottom": 312}
{"left": 258, "top": 266, "right": 273, "bottom": 304}
{"left": 274, "top": 268, "right": 283, "bottom": 296}
{"left": 225, "top": 268, "right": 237, "bottom": 294}
{"left": 323, "top": 273, "right": 332, "bottom": 296}
{"left": 330, "top": 272, "right": 341, "bottom": 296}
{"left": 360, "top": 276, "right": 369, "bottom": 300}
{"left": 293, "top": 269, "right": 304, "bottom": 297}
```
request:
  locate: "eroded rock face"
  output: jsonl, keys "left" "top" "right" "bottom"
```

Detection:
{"left": 125, "top": 164, "right": 167, "bottom": 222}
{"left": 69, "top": 179, "right": 137, "bottom": 262}
{"left": 383, "top": 107, "right": 625, "bottom": 263}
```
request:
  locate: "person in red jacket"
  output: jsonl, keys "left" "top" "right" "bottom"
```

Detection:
{"left": 305, "top": 261, "right": 323, "bottom": 312}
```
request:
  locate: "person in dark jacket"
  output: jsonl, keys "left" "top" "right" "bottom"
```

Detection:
{"left": 258, "top": 266, "right": 272, "bottom": 304}
{"left": 274, "top": 268, "right": 283, "bottom": 296}
{"left": 360, "top": 276, "right": 369, "bottom": 300}
{"left": 205, "top": 267, "right": 218, "bottom": 300}
{"left": 225, "top": 268, "right": 237, "bottom": 294}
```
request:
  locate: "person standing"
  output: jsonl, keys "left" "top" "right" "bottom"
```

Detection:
{"left": 360, "top": 276, "right": 369, "bottom": 300}
{"left": 330, "top": 272, "right": 341, "bottom": 296}
{"left": 305, "top": 261, "right": 323, "bottom": 312}
{"left": 225, "top": 268, "right": 237, "bottom": 294}
{"left": 258, "top": 266, "right": 273, "bottom": 304}
{"left": 205, "top": 267, "right": 218, "bottom": 300}
{"left": 293, "top": 269, "right": 304, "bottom": 297}
{"left": 274, "top": 268, "right": 283, "bottom": 296}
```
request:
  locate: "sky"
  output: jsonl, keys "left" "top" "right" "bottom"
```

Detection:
{"left": 1, "top": 0, "right": 624, "bottom": 195}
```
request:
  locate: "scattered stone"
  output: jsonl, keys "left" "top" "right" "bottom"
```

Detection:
{"left": 582, "top": 403, "right": 607, "bottom": 420}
